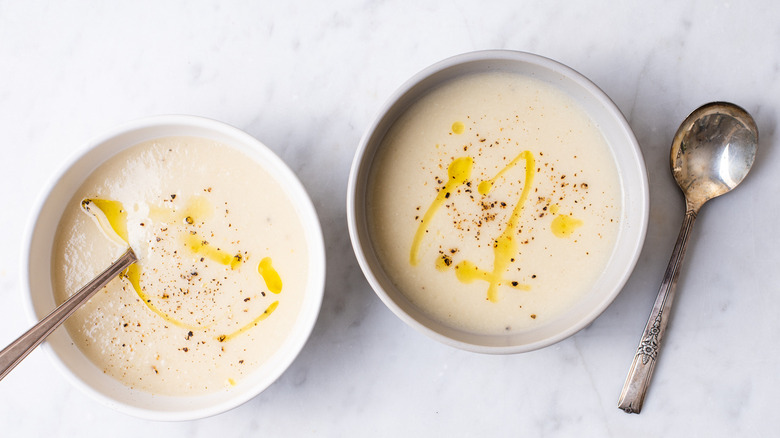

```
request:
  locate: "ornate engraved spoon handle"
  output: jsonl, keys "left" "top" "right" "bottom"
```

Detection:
{"left": 0, "top": 249, "right": 136, "bottom": 382}
{"left": 618, "top": 209, "right": 698, "bottom": 413}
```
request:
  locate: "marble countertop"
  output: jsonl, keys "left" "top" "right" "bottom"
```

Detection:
{"left": 1, "top": 1, "right": 778, "bottom": 436}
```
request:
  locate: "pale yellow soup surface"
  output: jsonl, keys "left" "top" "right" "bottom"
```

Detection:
{"left": 368, "top": 71, "right": 621, "bottom": 335}
{"left": 52, "top": 136, "right": 308, "bottom": 396}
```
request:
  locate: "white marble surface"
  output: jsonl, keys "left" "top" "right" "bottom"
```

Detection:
{"left": 0, "top": 0, "right": 778, "bottom": 436}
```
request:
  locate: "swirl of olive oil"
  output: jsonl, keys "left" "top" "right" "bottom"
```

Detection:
{"left": 81, "top": 197, "right": 281, "bottom": 340}
{"left": 551, "top": 214, "right": 583, "bottom": 237}
{"left": 408, "top": 151, "right": 535, "bottom": 303}
{"left": 409, "top": 156, "right": 473, "bottom": 266}
{"left": 454, "top": 150, "right": 535, "bottom": 302}
{"left": 409, "top": 119, "right": 586, "bottom": 303}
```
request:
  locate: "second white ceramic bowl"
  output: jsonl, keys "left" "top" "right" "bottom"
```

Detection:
{"left": 347, "top": 50, "right": 648, "bottom": 353}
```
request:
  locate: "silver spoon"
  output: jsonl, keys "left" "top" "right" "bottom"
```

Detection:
{"left": 0, "top": 248, "right": 136, "bottom": 381}
{"left": 617, "top": 102, "right": 758, "bottom": 414}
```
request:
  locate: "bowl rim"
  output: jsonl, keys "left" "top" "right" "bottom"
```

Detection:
{"left": 20, "top": 114, "right": 326, "bottom": 420}
{"left": 346, "top": 49, "right": 649, "bottom": 354}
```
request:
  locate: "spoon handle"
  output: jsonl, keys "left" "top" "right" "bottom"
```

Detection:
{"left": 0, "top": 249, "right": 136, "bottom": 382}
{"left": 618, "top": 209, "right": 698, "bottom": 413}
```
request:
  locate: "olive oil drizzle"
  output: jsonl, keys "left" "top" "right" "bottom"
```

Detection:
{"left": 477, "top": 150, "right": 531, "bottom": 196}
{"left": 454, "top": 150, "right": 535, "bottom": 302}
{"left": 217, "top": 301, "right": 279, "bottom": 342}
{"left": 81, "top": 196, "right": 282, "bottom": 340}
{"left": 123, "top": 263, "right": 203, "bottom": 330}
{"left": 183, "top": 233, "right": 243, "bottom": 269}
{"left": 410, "top": 156, "right": 473, "bottom": 265}
{"left": 551, "top": 214, "right": 584, "bottom": 237}
{"left": 451, "top": 121, "right": 465, "bottom": 134}
{"left": 82, "top": 199, "right": 208, "bottom": 329}
{"left": 148, "top": 195, "right": 213, "bottom": 224}
{"left": 81, "top": 199, "right": 129, "bottom": 245}
{"left": 258, "top": 257, "right": 283, "bottom": 294}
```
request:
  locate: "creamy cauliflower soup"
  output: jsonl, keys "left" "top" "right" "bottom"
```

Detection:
{"left": 52, "top": 136, "right": 308, "bottom": 395}
{"left": 368, "top": 71, "right": 621, "bottom": 335}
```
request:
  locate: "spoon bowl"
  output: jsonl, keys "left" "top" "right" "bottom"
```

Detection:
{"left": 671, "top": 102, "right": 758, "bottom": 210}
{"left": 618, "top": 102, "right": 758, "bottom": 413}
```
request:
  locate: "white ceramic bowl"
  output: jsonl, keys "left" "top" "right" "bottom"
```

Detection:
{"left": 347, "top": 50, "right": 648, "bottom": 353}
{"left": 22, "top": 115, "right": 326, "bottom": 420}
